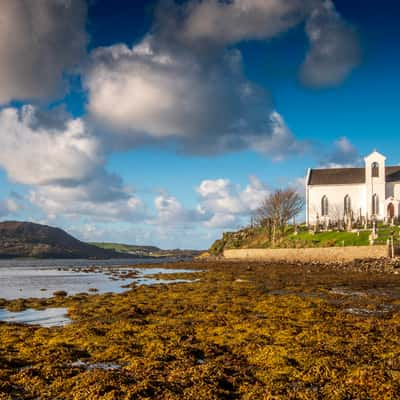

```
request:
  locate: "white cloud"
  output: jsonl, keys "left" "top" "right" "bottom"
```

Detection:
{"left": 179, "top": 0, "right": 308, "bottom": 44}
{"left": 204, "top": 213, "right": 237, "bottom": 229}
{"left": 321, "top": 136, "right": 360, "bottom": 168}
{"left": 241, "top": 175, "right": 272, "bottom": 210}
{"left": 151, "top": 193, "right": 207, "bottom": 226}
{"left": 84, "top": 1, "right": 315, "bottom": 159}
{"left": 84, "top": 0, "right": 357, "bottom": 158}
{"left": 147, "top": 176, "right": 270, "bottom": 231}
{"left": 29, "top": 184, "right": 145, "bottom": 222}
{"left": 0, "top": 106, "right": 102, "bottom": 186}
{"left": 197, "top": 179, "right": 243, "bottom": 214}
{"left": 0, "top": 105, "right": 146, "bottom": 223}
{"left": 244, "top": 112, "right": 309, "bottom": 160}
{"left": 86, "top": 41, "right": 244, "bottom": 139}
{"left": 85, "top": 39, "right": 290, "bottom": 156}
{"left": 197, "top": 176, "right": 269, "bottom": 228}
{"left": 0, "top": 0, "right": 87, "bottom": 104}
{"left": 300, "top": 0, "right": 361, "bottom": 87}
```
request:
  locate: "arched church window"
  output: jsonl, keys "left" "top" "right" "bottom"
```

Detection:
{"left": 372, "top": 194, "right": 379, "bottom": 215}
{"left": 321, "top": 196, "right": 329, "bottom": 217}
{"left": 344, "top": 195, "right": 351, "bottom": 215}
{"left": 372, "top": 162, "right": 379, "bottom": 177}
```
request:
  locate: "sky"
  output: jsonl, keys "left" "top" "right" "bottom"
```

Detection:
{"left": 0, "top": 0, "right": 399, "bottom": 249}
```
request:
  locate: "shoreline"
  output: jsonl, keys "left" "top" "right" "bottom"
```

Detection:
{"left": 1, "top": 259, "right": 400, "bottom": 398}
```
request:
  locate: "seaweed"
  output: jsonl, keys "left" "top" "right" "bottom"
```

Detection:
{"left": 0, "top": 260, "right": 399, "bottom": 399}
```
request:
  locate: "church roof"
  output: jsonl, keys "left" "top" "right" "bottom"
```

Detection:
{"left": 386, "top": 166, "right": 400, "bottom": 182}
{"left": 308, "top": 166, "right": 400, "bottom": 185}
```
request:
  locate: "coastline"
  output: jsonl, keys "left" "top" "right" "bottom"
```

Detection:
{"left": 1, "top": 259, "right": 400, "bottom": 398}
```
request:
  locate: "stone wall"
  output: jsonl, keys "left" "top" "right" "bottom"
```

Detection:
{"left": 223, "top": 245, "right": 389, "bottom": 262}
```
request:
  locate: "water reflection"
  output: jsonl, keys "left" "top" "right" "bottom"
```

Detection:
{"left": 0, "top": 308, "right": 69, "bottom": 327}
{"left": 0, "top": 260, "right": 199, "bottom": 300}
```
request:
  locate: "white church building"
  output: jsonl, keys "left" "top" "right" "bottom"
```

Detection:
{"left": 306, "top": 151, "right": 400, "bottom": 225}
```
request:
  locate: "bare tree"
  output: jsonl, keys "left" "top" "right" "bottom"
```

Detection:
{"left": 254, "top": 187, "right": 304, "bottom": 245}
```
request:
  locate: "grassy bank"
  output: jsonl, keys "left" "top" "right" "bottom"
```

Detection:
{"left": 90, "top": 242, "right": 160, "bottom": 254}
{"left": 0, "top": 261, "right": 400, "bottom": 399}
{"left": 90, "top": 242, "right": 202, "bottom": 258}
{"left": 210, "top": 225, "right": 400, "bottom": 255}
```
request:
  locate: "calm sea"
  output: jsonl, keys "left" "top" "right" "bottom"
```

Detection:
{"left": 0, "top": 257, "right": 194, "bottom": 300}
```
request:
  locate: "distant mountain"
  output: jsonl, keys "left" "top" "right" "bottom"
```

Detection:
{"left": 91, "top": 242, "right": 203, "bottom": 258}
{"left": 90, "top": 242, "right": 161, "bottom": 255}
{"left": 0, "top": 221, "right": 133, "bottom": 259}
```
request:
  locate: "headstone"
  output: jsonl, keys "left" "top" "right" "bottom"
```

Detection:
{"left": 314, "top": 214, "right": 320, "bottom": 233}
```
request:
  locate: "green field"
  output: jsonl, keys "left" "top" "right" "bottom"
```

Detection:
{"left": 90, "top": 242, "right": 160, "bottom": 254}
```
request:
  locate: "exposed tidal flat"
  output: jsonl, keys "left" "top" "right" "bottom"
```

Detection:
{"left": 0, "top": 260, "right": 400, "bottom": 399}
{"left": 0, "top": 258, "right": 194, "bottom": 300}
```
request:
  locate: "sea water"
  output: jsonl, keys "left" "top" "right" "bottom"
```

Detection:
{"left": 0, "top": 258, "right": 199, "bottom": 326}
{"left": 0, "top": 258, "right": 198, "bottom": 300}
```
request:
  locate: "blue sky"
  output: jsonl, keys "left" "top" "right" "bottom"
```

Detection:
{"left": 0, "top": 0, "right": 398, "bottom": 249}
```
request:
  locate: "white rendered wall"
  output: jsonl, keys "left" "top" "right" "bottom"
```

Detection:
{"left": 307, "top": 184, "right": 366, "bottom": 224}
{"left": 364, "top": 152, "right": 386, "bottom": 219}
{"left": 387, "top": 183, "right": 400, "bottom": 199}
{"left": 395, "top": 184, "right": 400, "bottom": 200}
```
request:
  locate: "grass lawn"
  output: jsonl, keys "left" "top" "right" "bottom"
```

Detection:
{"left": 286, "top": 225, "right": 400, "bottom": 247}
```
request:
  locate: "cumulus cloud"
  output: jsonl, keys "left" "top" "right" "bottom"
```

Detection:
{"left": 244, "top": 112, "right": 309, "bottom": 161}
{"left": 177, "top": 0, "right": 309, "bottom": 45}
{"left": 0, "top": 0, "right": 87, "bottom": 104}
{"left": 84, "top": 0, "right": 358, "bottom": 157}
{"left": 321, "top": 136, "right": 360, "bottom": 168}
{"left": 300, "top": 0, "right": 361, "bottom": 87}
{"left": 197, "top": 176, "right": 269, "bottom": 228}
{"left": 29, "top": 183, "right": 145, "bottom": 222}
{"left": 86, "top": 42, "right": 249, "bottom": 139}
{"left": 85, "top": 39, "right": 282, "bottom": 155}
{"left": 147, "top": 176, "right": 269, "bottom": 231}
{"left": 151, "top": 193, "right": 207, "bottom": 226}
{"left": 0, "top": 106, "right": 103, "bottom": 186}
{"left": 0, "top": 105, "right": 145, "bottom": 222}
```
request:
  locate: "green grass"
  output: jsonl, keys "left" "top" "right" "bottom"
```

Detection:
{"left": 90, "top": 242, "right": 160, "bottom": 253}
{"left": 284, "top": 225, "right": 400, "bottom": 247}
{"left": 210, "top": 224, "right": 400, "bottom": 254}
{"left": 287, "top": 230, "right": 371, "bottom": 247}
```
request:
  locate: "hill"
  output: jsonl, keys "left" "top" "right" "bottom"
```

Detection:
{"left": 0, "top": 221, "right": 133, "bottom": 259}
{"left": 210, "top": 224, "right": 400, "bottom": 256}
{"left": 91, "top": 242, "right": 203, "bottom": 258}
{"left": 90, "top": 242, "right": 161, "bottom": 256}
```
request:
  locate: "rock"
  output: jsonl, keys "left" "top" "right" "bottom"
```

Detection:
{"left": 53, "top": 290, "right": 68, "bottom": 297}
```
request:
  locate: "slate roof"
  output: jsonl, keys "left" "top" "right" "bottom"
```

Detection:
{"left": 386, "top": 166, "right": 400, "bottom": 182}
{"left": 308, "top": 166, "right": 400, "bottom": 185}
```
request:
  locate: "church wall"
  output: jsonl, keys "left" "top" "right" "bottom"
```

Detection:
{"left": 364, "top": 152, "right": 386, "bottom": 219}
{"left": 307, "top": 184, "right": 366, "bottom": 224}
{"left": 387, "top": 182, "right": 400, "bottom": 199}
{"left": 366, "top": 179, "right": 386, "bottom": 219}
{"left": 386, "top": 182, "right": 395, "bottom": 198}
